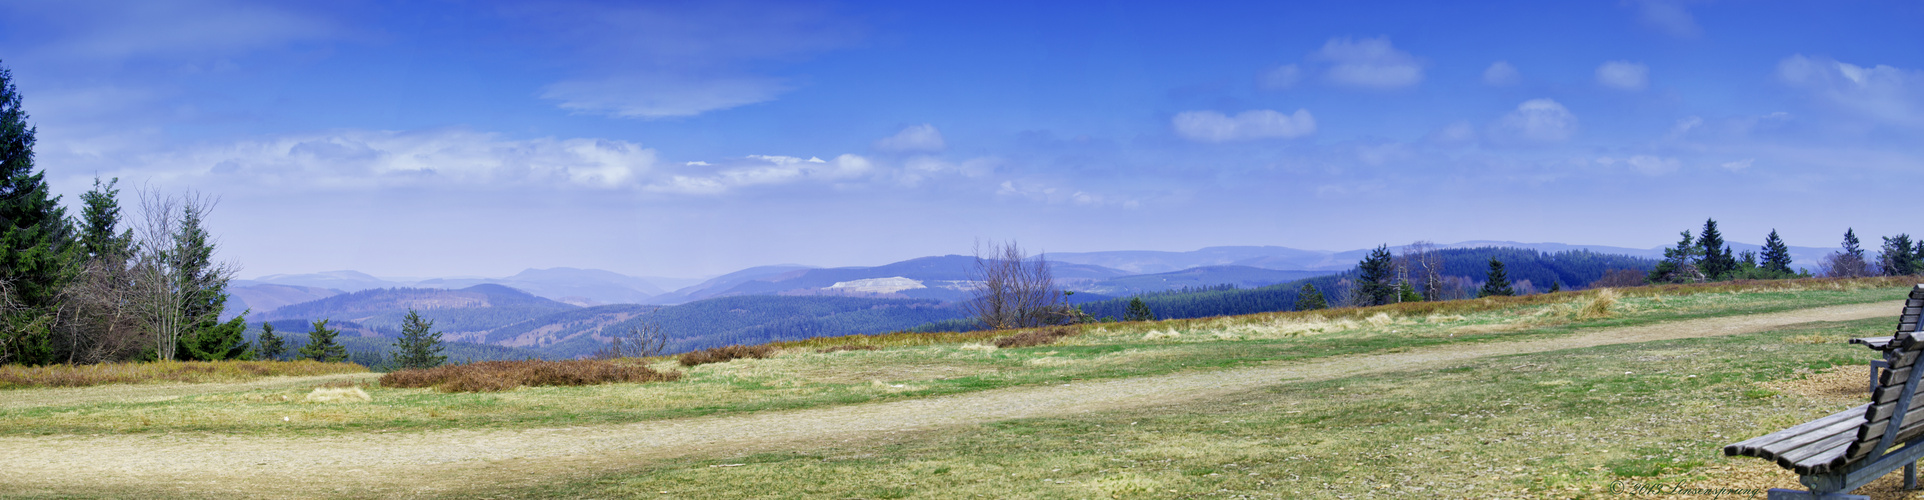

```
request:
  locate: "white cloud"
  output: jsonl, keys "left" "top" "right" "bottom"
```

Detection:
{"left": 1483, "top": 61, "right": 1520, "bottom": 86}
{"left": 1259, "top": 64, "right": 1302, "bottom": 90}
{"left": 1721, "top": 159, "right": 1754, "bottom": 171}
{"left": 873, "top": 124, "right": 947, "bottom": 153}
{"left": 1777, "top": 54, "right": 1924, "bottom": 126}
{"left": 1625, "top": 155, "right": 1681, "bottom": 175}
{"left": 1596, "top": 61, "right": 1649, "bottom": 91}
{"left": 1428, "top": 120, "right": 1477, "bottom": 146}
{"left": 1491, "top": 99, "right": 1578, "bottom": 144}
{"left": 1667, "top": 116, "right": 1704, "bottom": 139}
{"left": 1313, "top": 37, "right": 1424, "bottom": 89}
{"left": 541, "top": 75, "right": 790, "bottom": 119}
{"left": 1632, "top": 0, "right": 1702, "bottom": 38}
{"left": 1172, "top": 109, "right": 1317, "bottom": 142}
{"left": 109, "top": 129, "right": 661, "bottom": 190}
{"left": 646, "top": 154, "right": 876, "bottom": 195}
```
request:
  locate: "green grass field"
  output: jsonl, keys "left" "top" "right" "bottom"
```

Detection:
{"left": 1, "top": 278, "right": 1918, "bottom": 499}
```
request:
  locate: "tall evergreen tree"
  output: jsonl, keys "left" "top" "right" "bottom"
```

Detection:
{"left": 1845, "top": 228, "right": 1866, "bottom": 260}
{"left": 1760, "top": 229, "right": 1794, "bottom": 275}
{"left": 1294, "top": 283, "right": 1327, "bottom": 311}
{"left": 173, "top": 206, "right": 247, "bottom": 360}
{"left": 1479, "top": 257, "right": 1515, "bottom": 297}
{"left": 0, "top": 61, "right": 77, "bottom": 365}
{"left": 1353, "top": 245, "right": 1396, "bottom": 306}
{"left": 1123, "top": 297, "right": 1157, "bottom": 322}
{"left": 1823, "top": 228, "right": 1872, "bottom": 278}
{"left": 1697, "top": 218, "right": 1736, "bottom": 280}
{"left": 298, "top": 319, "right": 346, "bottom": 363}
{"left": 1548, "top": 281, "right": 1561, "bottom": 293}
{"left": 390, "top": 309, "right": 446, "bottom": 370}
{"left": 256, "top": 323, "right": 285, "bottom": 361}
{"left": 1649, "top": 230, "right": 1701, "bottom": 283}
{"left": 78, "top": 177, "right": 133, "bottom": 260}
{"left": 1882, "top": 234, "right": 1919, "bottom": 276}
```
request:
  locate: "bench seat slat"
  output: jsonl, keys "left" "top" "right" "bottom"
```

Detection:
{"left": 1768, "top": 416, "right": 1873, "bottom": 466}
{"left": 1781, "top": 433, "right": 1857, "bottom": 475}
{"left": 1728, "top": 405, "right": 1866, "bottom": 457}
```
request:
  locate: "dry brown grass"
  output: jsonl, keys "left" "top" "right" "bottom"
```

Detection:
{"left": 993, "top": 326, "right": 1079, "bottom": 348}
{"left": 1576, "top": 288, "right": 1619, "bottom": 320}
{"left": 678, "top": 345, "right": 776, "bottom": 367}
{"left": 0, "top": 360, "right": 367, "bottom": 390}
{"left": 379, "top": 360, "right": 682, "bottom": 393}
{"left": 815, "top": 344, "right": 880, "bottom": 354}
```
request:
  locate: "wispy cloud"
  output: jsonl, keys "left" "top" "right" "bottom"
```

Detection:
{"left": 1172, "top": 109, "right": 1317, "bottom": 142}
{"left": 1596, "top": 61, "right": 1649, "bottom": 91}
{"left": 1258, "top": 64, "right": 1302, "bottom": 90}
{"left": 1630, "top": 0, "right": 1702, "bottom": 39}
{"left": 1313, "top": 37, "right": 1424, "bottom": 89}
{"left": 1777, "top": 54, "right": 1924, "bottom": 126}
{"left": 1482, "top": 61, "right": 1520, "bottom": 86}
{"left": 2, "top": 0, "right": 337, "bottom": 61}
{"left": 872, "top": 124, "right": 947, "bottom": 153}
{"left": 541, "top": 75, "right": 791, "bottom": 119}
{"left": 1490, "top": 99, "right": 1578, "bottom": 144}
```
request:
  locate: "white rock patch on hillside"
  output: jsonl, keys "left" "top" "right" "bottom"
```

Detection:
{"left": 827, "top": 277, "right": 927, "bottom": 294}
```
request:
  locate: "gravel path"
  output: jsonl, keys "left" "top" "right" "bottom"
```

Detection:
{"left": 0, "top": 301, "right": 1898, "bottom": 497}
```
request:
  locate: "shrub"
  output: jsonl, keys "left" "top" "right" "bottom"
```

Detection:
{"left": 379, "top": 359, "right": 681, "bottom": 393}
{"left": 816, "top": 344, "right": 879, "bottom": 354}
{"left": 994, "top": 326, "right": 1078, "bottom": 348}
{"left": 0, "top": 360, "right": 367, "bottom": 389}
{"left": 678, "top": 345, "right": 775, "bottom": 366}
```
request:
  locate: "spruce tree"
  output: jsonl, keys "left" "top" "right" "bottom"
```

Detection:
{"left": 1698, "top": 219, "right": 1736, "bottom": 280}
{"left": 1294, "top": 283, "right": 1327, "bottom": 311}
{"left": 1548, "top": 281, "right": 1561, "bottom": 293}
{"left": 1650, "top": 230, "right": 1700, "bottom": 283}
{"left": 1397, "top": 281, "right": 1422, "bottom": 302}
{"left": 1353, "top": 245, "right": 1396, "bottom": 306}
{"left": 390, "top": 309, "right": 446, "bottom": 370}
{"left": 1883, "top": 234, "right": 1918, "bottom": 276}
{"left": 0, "top": 61, "right": 77, "bottom": 365}
{"left": 298, "top": 319, "right": 347, "bottom": 363}
{"left": 173, "top": 207, "right": 248, "bottom": 360}
{"left": 256, "top": 323, "right": 285, "bottom": 361}
{"left": 1761, "top": 229, "right": 1793, "bottom": 275}
{"left": 1124, "top": 297, "right": 1157, "bottom": 322}
{"left": 1845, "top": 228, "right": 1866, "bottom": 260}
{"left": 1479, "top": 257, "right": 1515, "bottom": 297}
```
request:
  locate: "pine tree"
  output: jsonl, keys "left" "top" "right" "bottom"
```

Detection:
{"left": 1649, "top": 230, "right": 1701, "bottom": 283}
{"left": 173, "top": 206, "right": 247, "bottom": 360}
{"left": 1294, "top": 283, "right": 1327, "bottom": 311}
{"left": 390, "top": 309, "right": 446, "bottom": 370}
{"left": 1883, "top": 234, "right": 1918, "bottom": 276}
{"left": 1761, "top": 229, "right": 1793, "bottom": 275}
{"left": 0, "top": 61, "right": 77, "bottom": 365}
{"left": 1479, "top": 257, "right": 1515, "bottom": 297}
{"left": 256, "top": 323, "right": 285, "bottom": 361}
{"left": 298, "top": 319, "right": 347, "bottom": 363}
{"left": 1397, "top": 281, "right": 1423, "bottom": 302}
{"left": 1353, "top": 245, "right": 1396, "bottom": 306}
{"left": 1124, "top": 297, "right": 1157, "bottom": 322}
{"left": 1845, "top": 229, "right": 1866, "bottom": 260}
{"left": 1698, "top": 219, "right": 1736, "bottom": 280}
{"left": 1548, "top": 281, "right": 1561, "bottom": 293}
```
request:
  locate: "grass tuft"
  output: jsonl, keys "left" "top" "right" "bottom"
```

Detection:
{"left": 1577, "top": 288, "right": 1619, "bottom": 320}
{"left": 0, "top": 359, "right": 366, "bottom": 390}
{"left": 304, "top": 387, "right": 371, "bottom": 403}
{"left": 679, "top": 345, "right": 776, "bottom": 367}
{"left": 993, "top": 326, "right": 1078, "bottom": 348}
{"left": 380, "top": 360, "right": 681, "bottom": 393}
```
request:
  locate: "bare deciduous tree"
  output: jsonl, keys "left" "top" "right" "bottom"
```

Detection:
{"left": 964, "top": 240, "right": 1066, "bottom": 330}
{"left": 132, "top": 190, "right": 237, "bottom": 361}
{"left": 1405, "top": 241, "right": 1445, "bottom": 301}
{"left": 595, "top": 315, "right": 670, "bottom": 359}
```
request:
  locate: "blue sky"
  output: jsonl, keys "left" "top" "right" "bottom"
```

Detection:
{"left": 1, "top": 0, "right": 1921, "bottom": 279}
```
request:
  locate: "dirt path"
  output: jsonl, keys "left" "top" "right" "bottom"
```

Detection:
{"left": 0, "top": 301, "right": 1899, "bottom": 497}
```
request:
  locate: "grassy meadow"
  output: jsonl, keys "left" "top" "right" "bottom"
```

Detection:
{"left": 2, "top": 277, "right": 1920, "bottom": 498}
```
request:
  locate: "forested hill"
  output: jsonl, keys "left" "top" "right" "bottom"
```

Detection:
{"left": 533, "top": 295, "right": 968, "bottom": 358}
{"left": 258, "top": 284, "right": 580, "bottom": 334}
{"left": 1071, "top": 247, "right": 1656, "bottom": 323}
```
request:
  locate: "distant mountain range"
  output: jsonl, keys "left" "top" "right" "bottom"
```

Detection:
{"left": 225, "top": 239, "right": 1834, "bottom": 358}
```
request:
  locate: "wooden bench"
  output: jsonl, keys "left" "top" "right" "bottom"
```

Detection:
{"left": 1725, "top": 284, "right": 1924, "bottom": 499}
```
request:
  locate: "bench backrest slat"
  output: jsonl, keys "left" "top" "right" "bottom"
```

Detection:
{"left": 1841, "top": 284, "right": 1924, "bottom": 464}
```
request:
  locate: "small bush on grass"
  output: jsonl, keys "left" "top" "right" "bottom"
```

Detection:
{"left": 816, "top": 344, "right": 879, "bottom": 354}
{"left": 994, "top": 326, "right": 1079, "bottom": 348}
{"left": 0, "top": 360, "right": 367, "bottom": 389}
{"left": 379, "top": 359, "right": 682, "bottom": 393}
{"left": 679, "top": 345, "right": 775, "bottom": 366}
